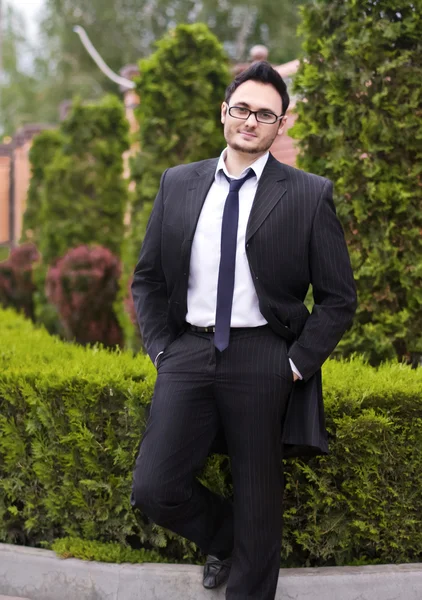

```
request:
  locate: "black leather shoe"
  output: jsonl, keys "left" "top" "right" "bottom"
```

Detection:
{"left": 203, "top": 554, "right": 232, "bottom": 589}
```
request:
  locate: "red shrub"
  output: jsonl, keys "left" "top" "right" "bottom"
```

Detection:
{"left": 0, "top": 244, "right": 40, "bottom": 319}
{"left": 46, "top": 245, "right": 123, "bottom": 346}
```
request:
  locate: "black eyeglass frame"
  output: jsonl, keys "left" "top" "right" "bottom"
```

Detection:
{"left": 227, "top": 105, "right": 285, "bottom": 124}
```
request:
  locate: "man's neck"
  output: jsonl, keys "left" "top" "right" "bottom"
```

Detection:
{"left": 224, "top": 147, "right": 266, "bottom": 178}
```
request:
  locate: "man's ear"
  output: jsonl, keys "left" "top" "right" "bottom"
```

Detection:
{"left": 221, "top": 102, "right": 227, "bottom": 124}
{"left": 277, "top": 116, "right": 287, "bottom": 137}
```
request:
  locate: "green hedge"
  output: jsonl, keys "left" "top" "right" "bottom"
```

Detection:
{"left": 1, "top": 308, "right": 421, "bottom": 566}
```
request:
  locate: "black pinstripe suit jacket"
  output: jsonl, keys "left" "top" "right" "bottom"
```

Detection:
{"left": 132, "top": 153, "right": 357, "bottom": 458}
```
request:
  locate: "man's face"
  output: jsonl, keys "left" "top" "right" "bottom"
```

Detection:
{"left": 221, "top": 80, "right": 286, "bottom": 155}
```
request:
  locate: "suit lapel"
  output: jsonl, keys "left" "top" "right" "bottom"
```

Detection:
{"left": 246, "top": 154, "right": 287, "bottom": 243}
{"left": 181, "top": 154, "right": 287, "bottom": 245}
{"left": 183, "top": 159, "right": 218, "bottom": 241}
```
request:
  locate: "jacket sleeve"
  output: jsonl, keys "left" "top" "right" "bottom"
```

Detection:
{"left": 131, "top": 169, "right": 172, "bottom": 363}
{"left": 287, "top": 179, "right": 357, "bottom": 381}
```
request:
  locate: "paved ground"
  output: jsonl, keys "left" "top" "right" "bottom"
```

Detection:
{"left": 1, "top": 543, "right": 422, "bottom": 600}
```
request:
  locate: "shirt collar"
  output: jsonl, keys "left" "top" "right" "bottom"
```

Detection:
{"left": 215, "top": 148, "right": 270, "bottom": 183}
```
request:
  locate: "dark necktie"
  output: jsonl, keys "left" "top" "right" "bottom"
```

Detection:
{"left": 214, "top": 169, "right": 255, "bottom": 352}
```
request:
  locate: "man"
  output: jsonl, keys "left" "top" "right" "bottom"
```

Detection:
{"left": 131, "top": 61, "right": 357, "bottom": 600}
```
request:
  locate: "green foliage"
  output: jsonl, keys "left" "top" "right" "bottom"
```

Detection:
{"left": 19, "top": 96, "right": 130, "bottom": 338}
{"left": 51, "top": 536, "right": 167, "bottom": 564}
{"left": 17, "top": 131, "right": 63, "bottom": 329}
{"left": 1, "top": 309, "right": 422, "bottom": 566}
{"left": 282, "top": 357, "right": 422, "bottom": 565}
{"left": 22, "top": 130, "right": 64, "bottom": 245}
{"left": 129, "top": 23, "right": 230, "bottom": 259}
{"left": 291, "top": 0, "right": 422, "bottom": 364}
{"left": 0, "top": 308, "right": 154, "bottom": 550}
{"left": 38, "top": 95, "right": 129, "bottom": 264}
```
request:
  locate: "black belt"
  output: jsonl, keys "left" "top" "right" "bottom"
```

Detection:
{"left": 187, "top": 324, "right": 216, "bottom": 333}
{"left": 186, "top": 323, "right": 268, "bottom": 333}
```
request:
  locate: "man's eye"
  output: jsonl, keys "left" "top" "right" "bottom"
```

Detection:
{"left": 237, "top": 107, "right": 249, "bottom": 114}
{"left": 259, "top": 112, "right": 273, "bottom": 119}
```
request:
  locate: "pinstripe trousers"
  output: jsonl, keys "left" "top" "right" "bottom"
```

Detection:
{"left": 131, "top": 325, "right": 293, "bottom": 599}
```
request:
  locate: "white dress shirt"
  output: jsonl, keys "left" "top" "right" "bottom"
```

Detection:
{"left": 184, "top": 149, "right": 301, "bottom": 379}
{"left": 186, "top": 149, "right": 268, "bottom": 329}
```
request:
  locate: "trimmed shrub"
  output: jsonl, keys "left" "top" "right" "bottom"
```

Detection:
{"left": 283, "top": 357, "right": 422, "bottom": 566}
{"left": 1, "top": 308, "right": 422, "bottom": 566}
{"left": 0, "top": 308, "right": 154, "bottom": 551}
{"left": 291, "top": 0, "right": 422, "bottom": 365}
{"left": 46, "top": 245, "right": 123, "bottom": 346}
{"left": 46, "top": 246, "right": 123, "bottom": 346}
{"left": 0, "top": 243, "right": 40, "bottom": 319}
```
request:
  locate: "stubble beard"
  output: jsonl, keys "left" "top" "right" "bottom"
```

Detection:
{"left": 229, "top": 139, "right": 272, "bottom": 154}
{"left": 226, "top": 128, "right": 277, "bottom": 155}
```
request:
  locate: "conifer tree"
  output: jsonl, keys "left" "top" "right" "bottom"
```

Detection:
{"left": 291, "top": 0, "right": 422, "bottom": 364}
{"left": 39, "top": 95, "right": 129, "bottom": 264}
{"left": 129, "top": 23, "right": 230, "bottom": 261}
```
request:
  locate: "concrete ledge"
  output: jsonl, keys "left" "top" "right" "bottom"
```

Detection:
{"left": 1, "top": 543, "right": 422, "bottom": 600}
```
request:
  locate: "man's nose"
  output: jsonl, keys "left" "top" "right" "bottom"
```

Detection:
{"left": 244, "top": 112, "right": 258, "bottom": 126}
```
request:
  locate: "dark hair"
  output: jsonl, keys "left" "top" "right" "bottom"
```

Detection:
{"left": 225, "top": 61, "right": 290, "bottom": 116}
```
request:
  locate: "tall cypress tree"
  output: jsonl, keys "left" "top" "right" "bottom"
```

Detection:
{"left": 128, "top": 23, "right": 230, "bottom": 262}
{"left": 39, "top": 95, "right": 129, "bottom": 264}
{"left": 291, "top": 0, "right": 422, "bottom": 365}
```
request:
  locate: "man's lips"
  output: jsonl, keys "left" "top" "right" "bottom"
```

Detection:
{"left": 239, "top": 131, "right": 257, "bottom": 138}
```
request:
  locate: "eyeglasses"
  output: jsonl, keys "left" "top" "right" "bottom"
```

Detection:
{"left": 228, "top": 105, "right": 284, "bottom": 124}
